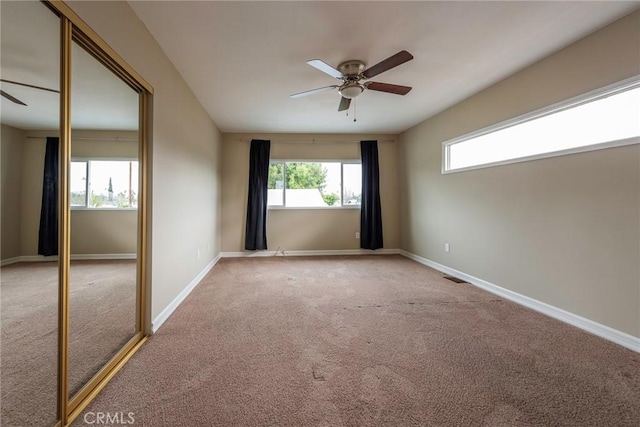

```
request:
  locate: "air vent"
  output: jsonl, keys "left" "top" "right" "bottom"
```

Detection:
{"left": 443, "top": 275, "right": 467, "bottom": 284}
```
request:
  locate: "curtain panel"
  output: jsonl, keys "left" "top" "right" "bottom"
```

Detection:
{"left": 38, "top": 137, "right": 59, "bottom": 256}
{"left": 244, "top": 139, "right": 271, "bottom": 250}
{"left": 360, "top": 140, "right": 383, "bottom": 250}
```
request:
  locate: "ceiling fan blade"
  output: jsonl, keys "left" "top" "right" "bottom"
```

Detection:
{"left": 1, "top": 90, "right": 27, "bottom": 106}
{"left": 366, "top": 81, "right": 412, "bottom": 95}
{"left": 290, "top": 85, "right": 338, "bottom": 98}
{"left": 362, "top": 50, "right": 413, "bottom": 79}
{"left": 306, "top": 59, "right": 343, "bottom": 79}
{"left": 338, "top": 97, "right": 351, "bottom": 111}
{"left": 0, "top": 79, "right": 59, "bottom": 93}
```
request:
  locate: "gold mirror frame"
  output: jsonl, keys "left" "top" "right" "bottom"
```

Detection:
{"left": 43, "top": 1, "right": 153, "bottom": 425}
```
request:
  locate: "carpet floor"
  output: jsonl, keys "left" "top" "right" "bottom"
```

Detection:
{"left": 0, "top": 260, "right": 137, "bottom": 427}
{"left": 74, "top": 255, "right": 640, "bottom": 426}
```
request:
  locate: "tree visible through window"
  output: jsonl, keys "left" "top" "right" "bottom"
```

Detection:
{"left": 71, "top": 160, "right": 138, "bottom": 209}
{"left": 268, "top": 161, "right": 361, "bottom": 208}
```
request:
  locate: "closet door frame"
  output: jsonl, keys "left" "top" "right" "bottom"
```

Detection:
{"left": 44, "top": 1, "right": 153, "bottom": 425}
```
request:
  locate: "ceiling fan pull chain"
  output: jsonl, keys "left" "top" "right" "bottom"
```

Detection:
{"left": 353, "top": 98, "right": 357, "bottom": 122}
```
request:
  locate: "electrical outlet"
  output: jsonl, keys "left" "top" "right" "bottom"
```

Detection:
{"left": 355, "top": 232, "right": 360, "bottom": 239}
{"left": 445, "top": 243, "right": 450, "bottom": 253}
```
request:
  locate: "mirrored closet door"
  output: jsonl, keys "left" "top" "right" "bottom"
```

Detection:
{"left": 68, "top": 38, "right": 141, "bottom": 402}
{"left": 0, "top": 2, "right": 61, "bottom": 426}
{"left": 0, "top": 1, "right": 152, "bottom": 425}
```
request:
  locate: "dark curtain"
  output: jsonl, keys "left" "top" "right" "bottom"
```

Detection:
{"left": 244, "top": 139, "right": 271, "bottom": 250}
{"left": 360, "top": 140, "right": 383, "bottom": 250}
{"left": 38, "top": 137, "right": 59, "bottom": 256}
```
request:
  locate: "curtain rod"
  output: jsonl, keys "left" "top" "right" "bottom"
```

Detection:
{"left": 231, "top": 138, "right": 396, "bottom": 144}
{"left": 26, "top": 136, "right": 138, "bottom": 142}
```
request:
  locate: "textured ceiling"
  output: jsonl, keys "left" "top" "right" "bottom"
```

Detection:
{"left": 128, "top": 1, "right": 639, "bottom": 134}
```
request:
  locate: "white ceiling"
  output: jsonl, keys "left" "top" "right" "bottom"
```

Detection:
{"left": 128, "top": 0, "right": 639, "bottom": 134}
{"left": 0, "top": 1, "right": 138, "bottom": 131}
{"left": 2, "top": 1, "right": 637, "bottom": 134}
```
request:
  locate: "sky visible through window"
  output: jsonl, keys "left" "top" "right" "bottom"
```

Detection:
{"left": 447, "top": 86, "right": 640, "bottom": 171}
{"left": 71, "top": 160, "right": 138, "bottom": 208}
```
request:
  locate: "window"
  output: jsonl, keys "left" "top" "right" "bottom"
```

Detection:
{"left": 443, "top": 78, "right": 640, "bottom": 172}
{"left": 268, "top": 161, "right": 361, "bottom": 208}
{"left": 71, "top": 160, "right": 139, "bottom": 209}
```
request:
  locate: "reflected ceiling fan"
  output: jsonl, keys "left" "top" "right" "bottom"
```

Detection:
{"left": 0, "top": 79, "right": 59, "bottom": 106}
{"left": 291, "top": 50, "right": 413, "bottom": 112}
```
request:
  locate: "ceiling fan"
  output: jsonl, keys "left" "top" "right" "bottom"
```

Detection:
{"left": 0, "top": 79, "right": 59, "bottom": 106}
{"left": 291, "top": 50, "right": 413, "bottom": 111}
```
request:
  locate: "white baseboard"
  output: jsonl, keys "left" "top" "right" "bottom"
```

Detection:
{"left": 151, "top": 254, "right": 221, "bottom": 333}
{"left": 220, "top": 248, "right": 400, "bottom": 258}
{"left": 399, "top": 250, "right": 639, "bottom": 353}
{"left": 71, "top": 253, "right": 137, "bottom": 260}
{"left": 17, "top": 255, "right": 58, "bottom": 262}
{"left": 1, "top": 253, "right": 136, "bottom": 265}
{"left": 0, "top": 257, "right": 22, "bottom": 266}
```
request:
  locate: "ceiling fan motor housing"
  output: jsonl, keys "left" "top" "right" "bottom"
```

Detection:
{"left": 337, "top": 60, "right": 366, "bottom": 77}
{"left": 337, "top": 60, "right": 366, "bottom": 99}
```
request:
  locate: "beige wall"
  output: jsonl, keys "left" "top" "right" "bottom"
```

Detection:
{"left": 221, "top": 133, "right": 399, "bottom": 252}
{"left": 1, "top": 124, "right": 24, "bottom": 260}
{"left": 19, "top": 133, "right": 46, "bottom": 256}
{"left": 67, "top": 1, "right": 223, "bottom": 322}
{"left": 70, "top": 210, "right": 137, "bottom": 254}
{"left": 71, "top": 130, "right": 138, "bottom": 158}
{"left": 398, "top": 11, "right": 640, "bottom": 337}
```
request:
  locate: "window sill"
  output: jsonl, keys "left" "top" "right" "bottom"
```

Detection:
{"left": 268, "top": 206, "right": 360, "bottom": 210}
{"left": 71, "top": 207, "right": 138, "bottom": 211}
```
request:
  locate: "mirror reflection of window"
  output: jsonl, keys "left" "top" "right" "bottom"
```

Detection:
{"left": 71, "top": 160, "right": 139, "bottom": 208}
{"left": 71, "top": 161, "right": 88, "bottom": 206}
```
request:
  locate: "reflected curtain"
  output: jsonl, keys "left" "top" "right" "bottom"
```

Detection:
{"left": 245, "top": 139, "right": 271, "bottom": 250}
{"left": 360, "top": 140, "right": 383, "bottom": 250}
{"left": 38, "top": 137, "right": 59, "bottom": 256}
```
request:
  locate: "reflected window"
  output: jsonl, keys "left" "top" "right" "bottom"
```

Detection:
{"left": 70, "top": 161, "right": 88, "bottom": 206}
{"left": 71, "top": 159, "right": 138, "bottom": 209}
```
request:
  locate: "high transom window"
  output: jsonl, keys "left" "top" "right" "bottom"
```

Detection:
{"left": 443, "top": 77, "right": 640, "bottom": 173}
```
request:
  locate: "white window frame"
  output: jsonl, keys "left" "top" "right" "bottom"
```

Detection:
{"left": 70, "top": 157, "right": 139, "bottom": 211}
{"left": 268, "top": 159, "right": 362, "bottom": 210}
{"left": 442, "top": 75, "right": 640, "bottom": 174}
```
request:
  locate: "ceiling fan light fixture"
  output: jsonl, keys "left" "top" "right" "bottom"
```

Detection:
{"left": 339, "top": 83, "right": 364, "bottom": 99}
